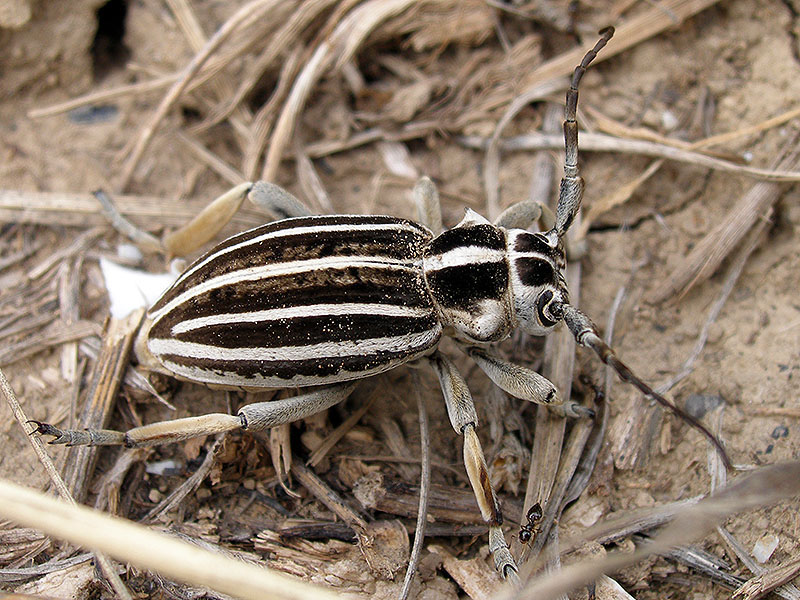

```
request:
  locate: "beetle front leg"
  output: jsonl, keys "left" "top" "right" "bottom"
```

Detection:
{"left": 426, "top": 352, "right": 519, "bottom": 582}
{"left": 493, "top": 199, "right": 555, "bottom": 231}
{"left": 34, "top": 382, "right": 356, "bottom": 448}
{"left": 463, "top": 344, "right": 594, "bottom": 419}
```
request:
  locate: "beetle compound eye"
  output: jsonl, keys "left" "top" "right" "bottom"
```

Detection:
{"left": 535, "top": 290, "right": 558, "bottom": 327}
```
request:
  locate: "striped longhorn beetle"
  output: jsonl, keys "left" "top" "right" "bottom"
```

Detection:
{"left": 33, "top": 28, "right": 730, "bottom": 580}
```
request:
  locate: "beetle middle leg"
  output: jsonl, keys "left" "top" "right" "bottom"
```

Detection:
{"left": 426, "top": 351, "right": 519, "bottom": 581}
{"left": 33, "top": 382, "right": 356, "bottom": 447}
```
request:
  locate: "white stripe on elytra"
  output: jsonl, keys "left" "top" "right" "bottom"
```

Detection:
{"left": 160, "top": 349, "right": 424, "bottom": 388}
{"left": 423, "top": 247, "right": 505, "bottom": 272}
{"left": 149, "top": 326, "right": 441, "bottom": 362}
{"left": 173, "top": 220, "right": 426, "bottom": 290}
{"left": 151, "top": 256, "right": 420, "bottom": 323}
{"left": 170, "top": 303, "right": 433, "bottom": 335}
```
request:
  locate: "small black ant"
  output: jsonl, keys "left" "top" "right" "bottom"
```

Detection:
{"left": 518, "top": 502, "right": 543, "bottom": 544}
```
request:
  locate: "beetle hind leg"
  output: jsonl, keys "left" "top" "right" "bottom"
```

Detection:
{"left": 33, "top": 382, "right": 356, "bottom": 448}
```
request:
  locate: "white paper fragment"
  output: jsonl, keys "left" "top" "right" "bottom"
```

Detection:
{"left": 117, "top": 243, "right": 143, "bottom": 264}
{"left": 753, "top": 533, "right": 779, "bottom": 563}
{"left": 100, "top": 257, "right": 176, "bottom": 319}
{"left": 145, "top": 459, "right": 182, "bottom": 475}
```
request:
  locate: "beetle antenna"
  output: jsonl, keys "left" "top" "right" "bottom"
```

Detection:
{"left": 554, "top": 26, "right": 614, "bottom": 239}
{"left": 556, "top": 302, "right": 733, "bottom": 471}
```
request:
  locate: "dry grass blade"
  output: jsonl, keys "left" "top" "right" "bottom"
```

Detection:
{"left": 647, "top": 129, "right": 800, "bottom": 303}
{"left": 176, "top": 131, "right": 246, "bottom": 185}
{"left": 29, "top": 227, "right": 104, "bottom": 280}
{"left": 666, "top": 544, "right": 744, "bottom": 590}
{"left": 243, "top": 42, "right": 304, "bottom": 180}
{"left": 0, "top": 313, "right": 56, "bottom": 345}
{"left": 306, "top": 393, "right": 374, "bottom": 468}
{"left": 508, "top": 462, "right": 800, "bottom": 600}
{"left": 117, "top": 0, "right": 279, "bottom": 190}
{"left": 290, "top": 459, "right": 369, "bottom": 536}
{"left": 523, "top": 397, "right": 595, "bottom": 570}
{"left": 579, "top": 495, "right": 702, "bottom": 546}
{"left": 27, "top": 74, "right": 179, "bottom": 119}
{"left": 462, "top": 131, "right": 800, "bottom": 181}
{"left": 0, "top": 479, "right": 340, "bottom": 600}
{"left": 484, "top": 0, "right": 722, "bottom": 214}
{"left": 0, "top": 189, "right": 263, "bottom": 230}
{"left": 200, "top": 0, "right": 337, "bottom": 133}
{"left": 352, "top": 471, "right": 522, "bottom": 523}
{"left": 58, "top": 256, "right": 82, "bottom": 385}
{"left": 57, "top": 310, "right": 143, "bottom": 503}
{"left": 398, "top": 372, "right": 430, "bottom": 600}
{"left": 716, "top": 528, "right": 800, "bottom": 600}
{"left": 575, "top": 159, "right": 663, "bottom": 239}
{"left": 427, "top": 544, "right": 504, "bottom": 600}
{"left": 0, "top": 553, "right": 94, "bottom": 584}
{"left": 142, "top": 435, "right": 223, "bottom": 523}
{"left": 295, "top": 142, "right": 334, "bottom": 214}
{"left": 690, "top": 104, "right": 800, "bottom": 150}
{"left": 517, "top": 0, "right": 722, "bottom": 86}
{"left": 261, "top": 0, "right": 417, "bottom": 181}
{"left": 733, "top": 554, "right": 800, "bottom": 600}
{"left": 0, "top": 368, "right": 132, "bottom": 600}
{"left": 0, "top": 320, "right": 101, "bottom": 368}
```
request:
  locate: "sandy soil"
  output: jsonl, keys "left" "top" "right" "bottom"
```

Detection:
{"left": 0, "top": 1, "right": 799, "bottom": 598}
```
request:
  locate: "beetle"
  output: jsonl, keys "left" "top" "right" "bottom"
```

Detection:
{"left": 33, "top": 27, "right": 729, "bottom": 580}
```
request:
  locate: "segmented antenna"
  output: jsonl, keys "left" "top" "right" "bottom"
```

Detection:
{"left": 560, "top": 304, "right": 733, "bottom": 471}
{"left": 555, "top": 26, "right": 615, "bottom": 237}
{"left": 548, "top": 28, "right": 731, "bottom": 469}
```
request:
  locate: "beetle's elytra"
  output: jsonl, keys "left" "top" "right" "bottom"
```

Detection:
{"left": 138, "top": 210, "right": 570, "bottom": 391}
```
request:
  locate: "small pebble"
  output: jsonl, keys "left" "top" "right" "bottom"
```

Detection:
{"left": 661, "top": 110, "right": 679, "bottom": 131}
{"left": 684, "top": 394, "right": 725, "bottom": 419}
{"left": 753, "top": 533, "right": 779, "bottom": 563}
{"left": 67, "top": 104, "right": 119, "bottom": 125}
{"left": 771, "top": 425, "right": 789, "bottom": 439}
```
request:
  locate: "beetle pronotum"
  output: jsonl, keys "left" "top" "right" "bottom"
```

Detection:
{"left": 34, "top": 27, "right": 730, "bottom": 580}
